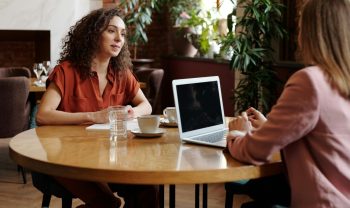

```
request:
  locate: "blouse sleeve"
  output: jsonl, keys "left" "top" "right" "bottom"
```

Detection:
{"left": 124, "top": 70, "right": 140, "bottom": 103}
{"left": 229, "top": 69, "right": 320, "bottom": 165}
{"left": 46, "top": 65, "right": 65, "bottom": 97}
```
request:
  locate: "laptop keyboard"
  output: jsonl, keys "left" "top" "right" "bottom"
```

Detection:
{"left": 195, "top": 130, "right": 227, "bottom": 143}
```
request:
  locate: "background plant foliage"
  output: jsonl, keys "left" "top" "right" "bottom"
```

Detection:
{"left": 120, "top": 0, "right": 222, "bottom": 58}
{"left": 228, "top": 0, "right": 287, "bottom": 114}
{"left": 119, "top": 0, "right": 166, "bottom": 58}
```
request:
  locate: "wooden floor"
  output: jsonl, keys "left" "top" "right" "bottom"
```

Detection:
{"left": 0, "top": 138, "right": 250, "bottom": 208}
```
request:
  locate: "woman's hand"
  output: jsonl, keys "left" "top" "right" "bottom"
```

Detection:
{"left": 89, "top": 108, "right": 109, "bottom": 124}
{"left": 228, "top": 111, "right": 252, "bottom": 132}
{"left": 125, "top": 105, "right": 135, "bottom": 119}
{"left": 226, "top": 130, "right": 246, "bottom": 151}
{"left": 246, "top": 107, "right": 267, "bottom": 129}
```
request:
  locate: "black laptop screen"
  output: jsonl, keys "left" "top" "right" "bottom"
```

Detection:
{"left": 176, "top": 81, "right": 223, "bottom": 132}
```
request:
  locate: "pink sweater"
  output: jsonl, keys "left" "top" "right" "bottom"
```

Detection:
{"left": 229, "top": 66, "right": 350, "bottom": 207}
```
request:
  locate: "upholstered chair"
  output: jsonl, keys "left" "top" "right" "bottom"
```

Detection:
{"left": 0, "top": 67, "right": 31, "bottom": 184}
{"left": 134, "top": 67, "right": 164, "bottom": 114}
{"left": 0, "top": 67, "right": 31, "bottom": 137}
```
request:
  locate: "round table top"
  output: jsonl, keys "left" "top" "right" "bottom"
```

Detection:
{"left": 9, "top": 125, "right": 282, "bottom": 184}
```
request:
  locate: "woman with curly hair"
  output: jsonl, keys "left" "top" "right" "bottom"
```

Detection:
{"left": 36, "top": 8, "right": 158, "bottom": 208}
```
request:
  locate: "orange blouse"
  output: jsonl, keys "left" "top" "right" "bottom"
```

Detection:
{"left": 47, "top": 61, "right": 139, "bottom": 112}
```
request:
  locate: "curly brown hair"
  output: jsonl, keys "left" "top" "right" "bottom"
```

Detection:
{"left": 59, "top": 8, "right": 132, "bottom": 79}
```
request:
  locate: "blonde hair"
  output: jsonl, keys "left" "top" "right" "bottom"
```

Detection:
{"left": 299, "top": 0, "right": 350, "bottom": 97}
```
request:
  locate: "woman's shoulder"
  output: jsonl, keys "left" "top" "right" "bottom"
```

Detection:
{"left": 286, "top": 65, "right": 330, "bottom": 96}
{"left": 294, "top": 65, "right": 323, "bottom": 77}
{"left": 52, "top": 61, "right": 77, "bottom": 75}
{"left": 290, "top": 65, "right": 326, "bottom": 84}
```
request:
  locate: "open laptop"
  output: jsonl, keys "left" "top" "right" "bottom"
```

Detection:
{"left": 172, "top": 76, "right": 227, "bottom": 148}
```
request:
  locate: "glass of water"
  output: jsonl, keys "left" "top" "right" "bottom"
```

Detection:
{"left": 108, "top": 106, "right": 128, "bottom": 141}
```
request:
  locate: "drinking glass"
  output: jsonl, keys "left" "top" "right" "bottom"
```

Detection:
{"left": 42, "top": 61, "right": 51, "bottom": 76}
{"left": 33, "top": 63, "right": 44, "bottom": 85}
{"left": 109, "top": 106, "right": 128, "bottom": 141}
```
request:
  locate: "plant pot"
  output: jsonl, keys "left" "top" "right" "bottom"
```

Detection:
{"left": 132, "top": 59, "right": 155, "bottom": 68}
{"left": 172, "top": 27, "right": 198, "bottom": 57}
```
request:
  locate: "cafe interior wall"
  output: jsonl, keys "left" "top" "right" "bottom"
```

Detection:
{"left": 0, "top": 0, "right": 103, "bottom": 67}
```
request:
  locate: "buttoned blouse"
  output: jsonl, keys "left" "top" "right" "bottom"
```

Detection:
{"left": 47, "top": 61, "right": 139, "bottom": 112}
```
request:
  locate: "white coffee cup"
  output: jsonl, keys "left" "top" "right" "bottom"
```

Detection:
{"left": 163, "top": 107, "right": 177, "bottom": 123}
{"left": 137, "top": 115, "right": 160, "bottom": 133}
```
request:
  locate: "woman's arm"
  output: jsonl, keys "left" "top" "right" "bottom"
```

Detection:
{"left": 129, "top": 89, "right": 152, "bottom": 118}
{"left": 227, "top": 69, "right": 320, "bottom": 165}
{"left": 36, "top": 83, "right": 108, "bottom": 125}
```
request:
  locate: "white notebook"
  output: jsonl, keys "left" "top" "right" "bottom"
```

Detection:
{"left": 86, "top": 119, "right": 139, "bottom": 131}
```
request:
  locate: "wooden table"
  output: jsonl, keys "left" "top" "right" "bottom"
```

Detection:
{"left": 29, "top": 78, "right": 46, "bottom": 92}
{"left": 9, "top": 124, "right": 283, "bottom": 207}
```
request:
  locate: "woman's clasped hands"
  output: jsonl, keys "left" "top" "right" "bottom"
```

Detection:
{"left": 89, "top": 105, "right": 135, "bottom": 124}
{"left": 227, "top": 107, "right": 267, "bottom": 143}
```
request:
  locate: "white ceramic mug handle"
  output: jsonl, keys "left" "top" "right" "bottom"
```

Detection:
{"left": 163, "top": 108, "right": 168, "bottom": 118}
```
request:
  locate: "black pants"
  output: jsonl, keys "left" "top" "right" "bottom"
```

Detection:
{"left": 109, "top": 183, "right": 159, "bottom": 208}
{"left": 228, "top": 173, "right": 291, "bottom": 208}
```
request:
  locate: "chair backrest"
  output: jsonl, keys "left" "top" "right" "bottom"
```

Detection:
{"left": 134, "top": 67, "right": 164, "bottom": 114}
{"left": 0, "top": 67, "right": 31, "bottom": 78}
{"left": 0, "top": 67, "right": 31, "bottom": 137}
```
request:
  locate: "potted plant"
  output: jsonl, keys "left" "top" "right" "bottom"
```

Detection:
{"left": 227, "top": 0, "right": 287, "bottom": 114}
{"left": 168, "top": 0, "right": 201, "bottom": 57}
{"left": 182, "top": 10, "right": 221, "bottom": 58}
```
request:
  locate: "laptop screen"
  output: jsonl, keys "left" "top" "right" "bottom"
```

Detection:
{"left": 176, "top": 80, "right": 224, "bottom": 132}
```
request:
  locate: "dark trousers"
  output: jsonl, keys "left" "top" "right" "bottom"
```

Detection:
{"left": 228, "top": 173, "right": 291, "bottom": 207}
{"left": 109, "top": 183, "right": 159, "bottom": 208}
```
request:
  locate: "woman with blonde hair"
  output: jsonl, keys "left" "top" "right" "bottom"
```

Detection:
{"left": 227, "top": 0, "right": 350, "bottom": 206}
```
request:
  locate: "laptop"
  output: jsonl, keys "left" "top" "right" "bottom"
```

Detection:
{"left": 172, "top": 76, "right": 227, "bottom": 148}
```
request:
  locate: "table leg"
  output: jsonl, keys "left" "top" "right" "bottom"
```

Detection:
{"left": 169, "top": 184, "right": 175, "bottom": 208}
{"left": 195, "top": 184, "right": 200, "bottom": 208}
{"left": 203, "top": 184, "right": 208, "bottom": 208}
{"left": 159, "top": 185, "right": 164, "bottom": 208}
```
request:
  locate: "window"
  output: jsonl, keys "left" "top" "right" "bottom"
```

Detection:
{"left": 201, "top": 0, "right": 235, "bottom": 19}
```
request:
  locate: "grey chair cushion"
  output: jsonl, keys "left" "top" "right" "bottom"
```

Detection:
{"left": 0, "top": 67, "right": 31, "bottom": 137}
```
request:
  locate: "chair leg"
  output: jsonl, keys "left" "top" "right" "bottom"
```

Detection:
{"left": 17, "top": 165, "right": 27, "bottom": 184}
{"left": 42, "top": 194, "right": 52, "bottom": 207}
{"left": 225, "top": 191, "right": 234, "bottom": 208}
{"left": 62, "top": 197, "right": 73, "bottom": 208}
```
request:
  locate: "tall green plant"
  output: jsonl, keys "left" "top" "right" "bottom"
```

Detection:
{"left": 228, "top": 0, "right": 286, "bottom": 114}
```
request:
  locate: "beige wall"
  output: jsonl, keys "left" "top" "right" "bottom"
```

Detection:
{"left": 0, "top": 0, "right": 102, "bottom": 66}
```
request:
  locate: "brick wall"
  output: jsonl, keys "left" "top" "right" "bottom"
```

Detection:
{"left": 133, "top": 8, "right": 173, "bottom": 68}
{"left": 0, "top": 30, "right": 50, "bottom": 77}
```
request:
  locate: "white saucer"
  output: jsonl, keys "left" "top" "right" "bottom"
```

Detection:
{"left": 160, "top": 118, "right": 178, "bottom": 127}
{"left": 33, "top": 80, "right": 46, "bottom": 87}
{"left": 131, "top": 128, "right": 165, "bottom": 138}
